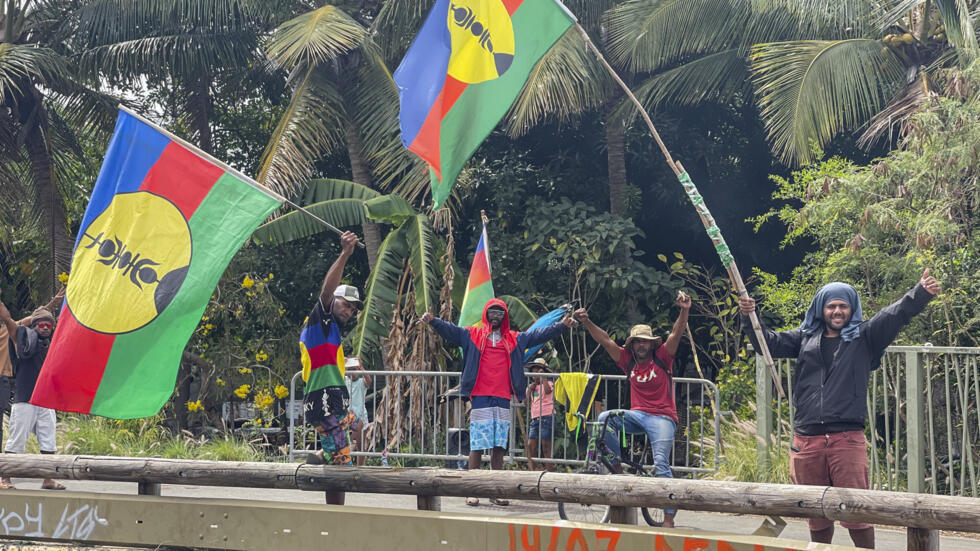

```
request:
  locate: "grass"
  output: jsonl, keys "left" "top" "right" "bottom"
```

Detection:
{"left": 4, "top": 414, "right": 269, "bottom": 460}
{"left": 698, "top": 416, "right": 792, "bottom": 484}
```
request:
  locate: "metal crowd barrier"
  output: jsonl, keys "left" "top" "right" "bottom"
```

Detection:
{"left": 288, "top": 370, "right": 721, "bottom": 476}
{"left": 756, "top": 344, "right": 980, "bottom": 497}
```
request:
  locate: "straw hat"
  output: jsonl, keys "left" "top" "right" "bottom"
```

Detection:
{"left": 623, "top": 324, "right": 663, "bottom": 350}
{"left": 524, "top": 357, "right": 553, "bottom": 373}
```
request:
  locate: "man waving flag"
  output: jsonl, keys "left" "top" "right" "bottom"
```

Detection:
{"left": 395, "top": 0, "right": 575, "bottom": 208}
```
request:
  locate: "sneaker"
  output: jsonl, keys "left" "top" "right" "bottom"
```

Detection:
{"left": 306, "top": 451, "right": 326, "bottom": 465}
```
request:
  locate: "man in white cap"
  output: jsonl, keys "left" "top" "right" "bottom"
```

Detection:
{"left": 300, "top": 231, "right": 362, "bottom": 505}
{"left": 573, "top": 291, "right": 692, "bottom": 528}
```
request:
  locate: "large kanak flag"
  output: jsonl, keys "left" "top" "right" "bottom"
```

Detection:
{"left": 31, "top": 109, "right": 281, "bottom": 419}
{"left": 395, "top": 0, "right": 575, "bottom": 208}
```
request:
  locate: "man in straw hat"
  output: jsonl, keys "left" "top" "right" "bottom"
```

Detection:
{"left": 738, "top": 269, "right": 940, "bottom": 549}
{"left": 573, "top": 290, "right": 692, "bottom": 528}
{"left": 0, "top": 290, "right": 66, "bottom": 490}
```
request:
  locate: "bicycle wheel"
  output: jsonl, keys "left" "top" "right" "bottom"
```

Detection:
{"left": 558, "top": 500, "right": 611, "bottom": 523}
{"left": 641, "top": 507, "right": 664, "bottom": 527}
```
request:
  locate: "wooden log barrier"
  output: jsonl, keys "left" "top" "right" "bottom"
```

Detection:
{"left": 2, "top": 454, "right": 979, "bottom": 534}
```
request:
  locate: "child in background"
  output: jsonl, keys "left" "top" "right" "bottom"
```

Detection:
{"left": 345, "top": 357, "right": 371, "bottom": 466}
{"left": 525, "top": 358, "right": 555, "bottom": 471}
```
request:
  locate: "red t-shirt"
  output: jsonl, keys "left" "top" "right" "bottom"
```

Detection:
{"left": 471, "top": 335, "right": 512, "bottom": 399}
{"left": 617, "top": 346, "right": 677, "bottom": 422}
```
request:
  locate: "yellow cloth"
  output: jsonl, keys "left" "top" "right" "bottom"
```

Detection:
{"left": 553, "top": 373, "right": 601, "bottom": 432}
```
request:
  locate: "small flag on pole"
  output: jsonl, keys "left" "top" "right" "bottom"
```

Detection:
{"left": 458, "top": 215, "right": 495, "bottom": 327}
{"left": 31, "top": 109, "right": 282, "bottom": 419}
{"left": 395, "top": 0, "right": 575, "bottom": 208}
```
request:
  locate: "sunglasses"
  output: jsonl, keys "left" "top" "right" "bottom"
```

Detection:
{"left": 35, "top": 321, "right": 53, "bottom": 329}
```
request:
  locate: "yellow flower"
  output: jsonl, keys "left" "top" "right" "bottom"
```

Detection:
{"left": 242, "top": 275, "right": 255, "bottom": 288}
{"left": 58, "top": 272, "right": 69, "bottom": 285}
{"left": 233, "top": 384, "right": 250, "bottom": 399}
{"left": 255, "top": 418, "right": 263, "bottom": 425}
{"left": 268, "top": 273, "right": 274, "bottom": 280}
{"left": 253, "top": 390, "right": 274, "bottom": 410}
{"left": 186, "top": 400, "right": 203, "bottom": 412}
{"left": 278, "top": 308, "right": 285, "bottom": 316}
{"left": 205, "top": 323, "right": 214, "bottom": 330}
{"left": 216, "top": 378, "right": 226, "bottom": 386}
{"left": 255, "top": 350, "right": 268, "bottom": 363}
{"left": 238, "top": 367, "right": 252, "bottom": 375}
{"left": 274, "top": 384, "right": 289, "bottom": 399}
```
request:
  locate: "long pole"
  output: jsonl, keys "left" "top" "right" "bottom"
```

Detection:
{"left": 118, "top": 105, "right": 364, "bottom": 248}
{"left": 572, "top": 25, "right": 785, "bottom": 398}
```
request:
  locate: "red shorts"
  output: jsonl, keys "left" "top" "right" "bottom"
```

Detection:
{"left": 790, "top": 430, "right": 871, "bottom": 531}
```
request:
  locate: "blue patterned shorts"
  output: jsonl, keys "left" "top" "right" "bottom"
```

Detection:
{"left": 469, "top": 396, "right": 511, "bottom": 451}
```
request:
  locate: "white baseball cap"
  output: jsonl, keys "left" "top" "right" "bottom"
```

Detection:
{"left": 345, "top": 357, "right": 360, "bottom": 369}
{"left": 333, "top": 284, "right": 362, "bottom": 305}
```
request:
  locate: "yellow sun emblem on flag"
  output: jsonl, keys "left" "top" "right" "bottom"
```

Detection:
{"left": 67, "top": 191, "right": 191, "bottom": 334}
{"left": 446, "top": 0, "right": 515, "bottom": 84}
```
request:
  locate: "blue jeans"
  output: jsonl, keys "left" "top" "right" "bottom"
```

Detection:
{"left": 599, "top": 409, "right": 676, "bottom": 515}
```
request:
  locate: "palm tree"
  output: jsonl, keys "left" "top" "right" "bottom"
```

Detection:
{"left": 74, "top": 0, "right": 286, "bottom": 155}
{"left": 258, "top": 3, "right": 430, "bottom": 269}
{"left": 0, "top": 0, "right": 116, "bottom": 296}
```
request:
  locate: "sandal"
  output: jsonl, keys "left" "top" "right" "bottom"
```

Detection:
{"left": 490, "top": 498, "right": 509, "bottom": 506}
{"left": 0, "top": 480, "right": 15, "bottom": 490}
{"left": 465, "top": 497, "right": 480, "bottom": 506}
{"left": 41, "top": 483, "right": 66, "bottom": 490}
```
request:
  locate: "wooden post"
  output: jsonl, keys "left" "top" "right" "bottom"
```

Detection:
{"left": 417, "top": 495, "right": 441, "bottom": 511}
{"left": 907, "top": 527, "right": 939, "bottom": 551}
{"left": 756, "top": 349, "right": 773, "bottom": 474}
{"left": 905, "top": 350, "right": 925, "bottom": 494}
{"left": 607, "top": 506, "right": 637, "bottom": 525}
{"left": 138, "top": 481, "right": 161, "bottom": 496}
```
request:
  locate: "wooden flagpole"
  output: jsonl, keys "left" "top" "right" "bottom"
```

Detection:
{"left": 572, "top": 25, "right": 785, "bottom": 398}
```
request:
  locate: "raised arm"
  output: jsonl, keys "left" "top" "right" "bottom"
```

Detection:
{"left": 421, "top": 311, "right": 469, "bottom": 346}
{"left": 320, "top": 231, "right": 359, "bottom": 305}
{"left": 663, "top": 291, "right": 691, "bottom": 357}
{"left": 738, "top": 296, "right": 804, "bottom": 358}
{"left": 0, "top": 292, "right": 18, "bottom": 349}
{"left": 573, "top": 308, "right": 621, "bottom": 363}
{"left": 864, "top": 269, "right": 939, "bottom": 353}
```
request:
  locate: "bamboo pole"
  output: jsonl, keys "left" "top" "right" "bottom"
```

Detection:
{"left": 571, "top": 24, "right": 785, "bottom": 398}
{"left": 4, "top": 454, "right": 980, "bottom": 532}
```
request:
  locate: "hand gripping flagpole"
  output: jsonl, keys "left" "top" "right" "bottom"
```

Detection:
{"left": 572, "top": 25, "right": 785, "bottom": 398}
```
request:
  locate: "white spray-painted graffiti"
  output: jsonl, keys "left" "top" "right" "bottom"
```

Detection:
{"left": 0, "top": 502, "right": 108, "bottom": 540}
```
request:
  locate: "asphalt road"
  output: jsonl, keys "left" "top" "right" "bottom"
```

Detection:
{"left": 4, "top": 477, "right": 978, "bottom": 550}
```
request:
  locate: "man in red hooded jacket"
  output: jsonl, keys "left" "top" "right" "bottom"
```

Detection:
{"left": 422, "top": 298, "right": 576, "bottom": 506}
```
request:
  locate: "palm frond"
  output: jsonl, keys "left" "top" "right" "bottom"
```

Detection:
{"left": 932, "top": 0, "right": 980, "bottom": 55}
{"left": 871, "top": 0, "right": 925, "bottom": 32}
{"left": 350, "top": 224, "right": 410, "bottom": 371}
{"left": 751, "top": 39, "right": 907, "bottom": 165}
{"left": 256, "top": 64, "right": 347, "bottom": 195}
{"left": 300, "top": 178, "right": 381, "bottom": 204}
{"left": 604, "top": 0, "right": 749, "bottom": 72}
{"left": 622, "top": 49, "right": 749, "bottom": 116}
{"left": 498, "top": 295, "right": 539, "bottom": 331}
{"left": 266, "top": 5, "right": 368, "bottom": 68}
{"left": 857, "top": 71, "right": 935, "bottom": 149}
{"left": 371, "top": 0, "right": 433, "bottom": 60}
{"left": 0, "top": 44, "right": 71, "bottom": 102}
{"left": 403, "top": 214, "right": 440, "bottom": 315}
{"left": 252, "top": 198, "right": 367, "bottom": 245}
{"left": 504, "top": 29, "right": 609, "bottom": 138}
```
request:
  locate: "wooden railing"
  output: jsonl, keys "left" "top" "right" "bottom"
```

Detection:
{"left": 3, "top": 454, "right": 979, "bottom": 550}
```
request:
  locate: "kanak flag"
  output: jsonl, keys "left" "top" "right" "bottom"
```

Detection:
{"left": 31, "top": 109, "right": 281, "bottom": 419}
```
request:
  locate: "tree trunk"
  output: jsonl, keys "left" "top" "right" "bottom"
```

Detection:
{"left": 185, "top": 76, "right": 213, "bottom": 154}
{"left": 346, "top": 125, "right": 381, "bottom": 270}
{"left": 24, "top": 99, "right": 70, "bottom": 297}
{"left": 605, "top": 95, "right": 628, "bottom": 217}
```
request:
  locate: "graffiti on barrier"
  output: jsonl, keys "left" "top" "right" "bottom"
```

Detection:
{"left": 0, "top": 502, "right": 108, "bottom": 540}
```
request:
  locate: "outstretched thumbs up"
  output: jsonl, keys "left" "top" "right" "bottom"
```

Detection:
{"left": 920, "top": 268, "right": 941, "bottom": 295}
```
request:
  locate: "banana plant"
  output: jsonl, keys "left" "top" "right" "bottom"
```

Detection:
{"left": 252, "top": 180, "right": 440, "bottom": 371}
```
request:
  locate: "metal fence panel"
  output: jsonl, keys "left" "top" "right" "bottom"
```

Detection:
{"left": 288, "top": 371, "right": 720, "bottom": 475}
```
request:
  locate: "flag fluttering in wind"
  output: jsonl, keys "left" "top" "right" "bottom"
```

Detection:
{"left": 31, "top": 109, "right": 281, "bottom": 419}
{"left": 523, "top": 306, "right": 568, "bottom": 362}
{"left": 395, "top": 0, "right": 575, "bottom": 208}
{"left": 458, "top": 217, "right": 494, "bottom": 327}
